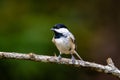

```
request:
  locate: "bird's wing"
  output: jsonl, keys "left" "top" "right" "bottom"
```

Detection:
{"left": 69, "top": 32, "right": 78, "bottom": 51}
{"left": 69, "top": 36, "right": 76, "bottom": 51}
{"left": 69, "top": 32, "right": 75, "bottom": 42}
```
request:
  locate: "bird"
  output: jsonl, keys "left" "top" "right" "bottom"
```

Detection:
{"left": 51, "top": 23, "right": 83, "bottom": 63}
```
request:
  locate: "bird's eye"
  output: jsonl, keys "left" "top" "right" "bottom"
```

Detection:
{"left": 53, "top": 26, "right": 59, "bottom": 29}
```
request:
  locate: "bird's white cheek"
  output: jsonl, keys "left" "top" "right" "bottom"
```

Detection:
{"left": 55, "top": 28, "right": 69, "bottom": 33}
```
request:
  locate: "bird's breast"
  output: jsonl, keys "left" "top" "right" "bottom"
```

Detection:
{"left": 54, "top": 37, "right": 72, "bottom": 54}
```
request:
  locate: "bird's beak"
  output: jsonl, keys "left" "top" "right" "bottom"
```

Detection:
{"left": 50, "top": 28, "right": 54, "bottom": 31}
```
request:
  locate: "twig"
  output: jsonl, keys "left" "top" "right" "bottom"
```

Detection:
{"left": 0, "top": 52, "right": 120, "bottom": 78}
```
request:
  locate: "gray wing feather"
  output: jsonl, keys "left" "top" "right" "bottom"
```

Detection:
{"left": 69, "top": 32, "right": 75, "bottom": 42}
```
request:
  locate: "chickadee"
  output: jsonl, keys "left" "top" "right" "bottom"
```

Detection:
{"left": 51, "top": 24, "right": 82, "bottom": 63}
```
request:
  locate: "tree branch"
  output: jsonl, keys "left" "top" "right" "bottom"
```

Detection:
{"left": 0, "top": 52, "right": 120, "bottom": 78}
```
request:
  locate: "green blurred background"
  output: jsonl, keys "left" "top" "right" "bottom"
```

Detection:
{"left": 0, "top": 0, "right": 120, "bottom": 80}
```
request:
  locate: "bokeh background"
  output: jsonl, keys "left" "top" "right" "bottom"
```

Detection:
{"left": 0, "top": 0, "right": 120, "bottom": 80}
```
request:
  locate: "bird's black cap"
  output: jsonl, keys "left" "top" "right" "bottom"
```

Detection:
{"left": 53, "top": 24, "right": 67, "bottom": 29}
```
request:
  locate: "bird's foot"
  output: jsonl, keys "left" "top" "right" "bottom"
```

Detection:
{"left": 71, "top": 55, "right": 76, "bottom": 64}
{"left": 58, "top": 55, "right": 62, "bottom": 60}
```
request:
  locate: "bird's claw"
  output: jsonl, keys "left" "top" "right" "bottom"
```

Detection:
{"left": 71, "top": 55, "right": 76, "bottom": 64}
{"left": 58, "top": 55, "right": 62, "bottom": 60}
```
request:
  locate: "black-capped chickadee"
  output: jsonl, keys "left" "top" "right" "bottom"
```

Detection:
{"left": 51, "top": 24, "right": 83, "bottom": 63}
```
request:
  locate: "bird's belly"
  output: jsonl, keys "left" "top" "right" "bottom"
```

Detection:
{"left": 55, "top": 38, "right": 71, "bottom": 54}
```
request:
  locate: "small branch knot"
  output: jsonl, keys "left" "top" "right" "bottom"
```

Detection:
{"left": 29, "top": 53, "right": 36, "bottom": 60}
{"left": 107, "top": 58, "right": 117, "bottom": 69}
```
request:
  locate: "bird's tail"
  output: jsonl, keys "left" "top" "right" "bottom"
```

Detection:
{"left": 74, "top": 51, "right": 83, "bottom": 60}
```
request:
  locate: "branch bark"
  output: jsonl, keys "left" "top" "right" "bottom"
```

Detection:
{"left": 0, "top": 52, "right": 120, "bottom": 78}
